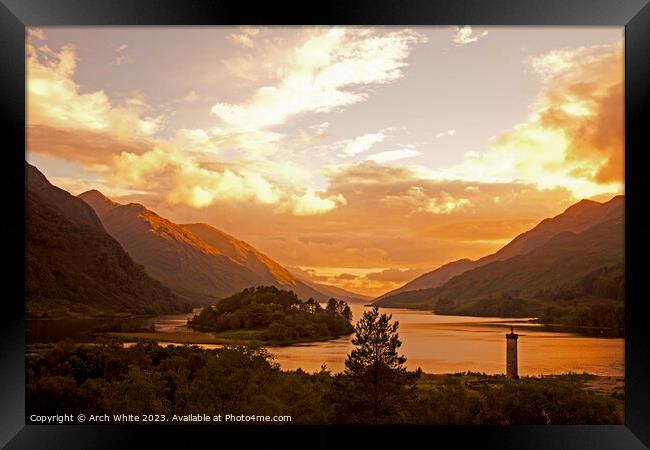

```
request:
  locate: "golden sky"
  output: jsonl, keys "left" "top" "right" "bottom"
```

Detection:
{"left": 26, "top": 26, "right": 624, "bottom": 296}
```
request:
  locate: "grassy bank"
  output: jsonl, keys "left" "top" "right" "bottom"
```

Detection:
{"left": 105, "top": 328, "right": 351, "bottom": 347}
{"left": 417, "top": 372, "right": 624, "bottom": 415}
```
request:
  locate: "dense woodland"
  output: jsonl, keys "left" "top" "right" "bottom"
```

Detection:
{"left": 435, "top": 290, "right": 624, "bottom": 333}
{"left": 26, "top": 341, "right": 622, "bottom": 425}
{"left": 539, "top": 304, "right": 625, "bottom": 337}
{"left": 189, "top": 286, "right": 354, "bottom": 344}
{"left": 433, "top": 269, "right": 625, "bottom": 337}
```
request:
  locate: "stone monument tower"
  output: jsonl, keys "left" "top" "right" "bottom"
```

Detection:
{"left": 506, "top": 326, "right": 519, "bottom": 379}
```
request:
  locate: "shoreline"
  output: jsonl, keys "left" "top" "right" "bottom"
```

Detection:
{"left": 24, "top": 341, "right": 626, "bottom": 388}
{"left": 103, "top": 330, "right": 353, "bottom": 347}
{"left": 28, "top": 306, "right": 625, "bottom": 336}
{"left": 370, "top": 305, "right": 624, "bottom": 336}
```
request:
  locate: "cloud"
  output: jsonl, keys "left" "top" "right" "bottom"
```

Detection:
{"left": 28, "top": 28, "right": 45, "bottom": 40}
{"left": 327, "top": 161, "right": 573, "bottom": 224}
{"left": 289, "top": 265, "right": 410, "bottom": 297}
{"left": 176, "top": 128, "right": 210, "bottom": 145}
{"left": 114, "top": 147, "right": 283, "bottom": 208}
{"left": 27, "top": 124, "right": 154, "bottom": 166}
{"left": 338, "top": 132, "right": 386, "bottom": 157}
{"left": 209, "top": 28, "right": 425, "bottom": 163}
{"left": 452, "top": 26, "right": 488, "bottom": 45}
{"left": 287, "top": 266, "right": 331, "bottom": 283}
{"left": 333, "top": 273, "right": 357, "bottom": 281}
{"left": 27, "top": 28, "right": 428, "bottom": 221}
{"left": 228, "top": 27, "right": 261, "bottom": 49}
{"left": 112, "top": 147, "right": 346, "bottom": 215}
{"left": 378, "top": 185, "right": 471, "bottom": 215}
{"left": 527, "top": 44, "right": 613, "bottom": 80}
{"left": 364, "top": 268, "right": 425, "bottom": 283}
{"left": 451, "top": 42, "right": 623, "bottom": 198}
{"left": 115, "top": 44, "right": 129, "bottom": 65}
{"left": 291, "top": 189, "right": 347, "bottom": 216}
{"left": 286, "top": 266, "right": 426, "bottom": 297}
{"left": 366, "top": 148, "right": 422, "bottom": 163}
{"left": 182, "top": 90, "right": 199, "bottom": 103}
{"left": 530, "top": 44, "right": 624, "bottom": 186}
{"left": 27, "top": 29, "right": 371, "bottom": 217}
{"left": 435, "top": 129, "right": 456, "bottom": 138}
{"left": 27, "top": 37, "right": 159, "bottom": 140}
{"left": 47, "top": 175, "right": 149, "bottom": 198}
{"left": 211, "top": 129, "right": 283, "bottom": 159}
{"left": 325, "top": 161, "right": 413, "bottom": 184}
{"left": 422, "top": 191, "right": 471, "bottom": 214}
{"left": 211, "top": 28, "right": 427, "bottom": 132}
{"left": 309, "top": 121, "right": 330, "bottom": 134}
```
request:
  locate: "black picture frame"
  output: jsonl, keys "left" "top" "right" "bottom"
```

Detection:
{"left": 1, "top": 0, "right": 648, "bottom": 448}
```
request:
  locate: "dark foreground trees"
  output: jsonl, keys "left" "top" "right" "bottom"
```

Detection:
{"left": 26, "top": 341, "right": 333, "bottom": 423}
{"left": 26, "top": 340, "right": 622, "bottom": 425}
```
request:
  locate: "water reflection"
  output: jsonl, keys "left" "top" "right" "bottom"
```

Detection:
{"left": 26, "top": 309, "right": 201, "bottom": 343}
{"left": 265, "top": 306, "right": 624, "bottom": 376}
{"left": 28, "top": 304, "right": 624, "bottom": 377}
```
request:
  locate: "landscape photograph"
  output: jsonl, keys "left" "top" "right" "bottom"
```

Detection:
{"left": 25, "top": 26, "right": 624, "bottom": 425}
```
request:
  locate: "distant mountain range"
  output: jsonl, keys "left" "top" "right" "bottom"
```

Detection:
{"left": 79, "top": 190, "right": 366, "bottom": 304}
{"left": 373, "top": 196, "right": 624, "bottom": 315}
{"left": 26, "top": 163, "right": 190, "bottom": 318}
{"left": 27, "top": 159, "right": 622, "bottom": 319}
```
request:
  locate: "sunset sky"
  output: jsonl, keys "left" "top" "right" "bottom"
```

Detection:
{"left": 26, "top": 26, "right": 624, "bottom": 296}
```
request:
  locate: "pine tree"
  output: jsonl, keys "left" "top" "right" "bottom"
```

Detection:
{"left": 342, "top": 306, "right": 418, "bottom": 423}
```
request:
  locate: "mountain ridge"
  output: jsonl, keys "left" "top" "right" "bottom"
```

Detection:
{"left": 373, "top": 206, "right": 624, "bottom": 313}
{"left": 26, "top": 163, "right": 190, "bottom": 317}
{"left": 374, "top": 195, "right": 624, "bottom": 302}
{"left": 80, "top": 190, "right": 334, "bottom": 303}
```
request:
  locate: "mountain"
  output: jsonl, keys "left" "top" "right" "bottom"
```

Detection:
{"left": 375, "top": 195, "right": 624, "bottom": 302}
{"left": 182, "top": 223, "right": 328, "bottom": 301}
{"left": 26, "top": 163, "right": 189, "bottom": 318}
{"left": 79, "top": 191, "right": 330, "bottom": 303}
{"left": 286, "top": 268, "right": 373, "bottom": 304}
{"left": 373, "top": 212, "right": 624, "bottom": 314}
{"left": 478, "top": 196, "right": 623, "bottom": 262}
{"left": 184, "top": 225, "right": 368, "bottom": 306}
{"left": 376, "top": 259, "right": 475, "bottom": 300}
{"left": 182, "top": 223, "right": 296, "bottom": 285}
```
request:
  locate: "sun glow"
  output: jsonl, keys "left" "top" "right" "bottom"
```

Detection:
{"left": 26, "top": 26, "right": 624, "bottom": 297}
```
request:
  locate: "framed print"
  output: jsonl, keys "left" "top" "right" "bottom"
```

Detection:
{"left": 1, "top": 0, "right": 649, "bottom": 448}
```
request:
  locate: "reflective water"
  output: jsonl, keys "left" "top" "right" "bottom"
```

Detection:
{"left": 28, "top": 304, "right": 624, "bottom": 376}
{"left": 26, "top": 309, "right": 201, "bottom": 343}
{"left": 266, "top": 305, "right": 623, "bottom": 376}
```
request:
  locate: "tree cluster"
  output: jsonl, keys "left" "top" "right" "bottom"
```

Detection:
{"left": 540, "top": 304, "right": 624, "bottom": 337}
{"left": 188, "top": 286, "right": 354, "bottom": 344}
